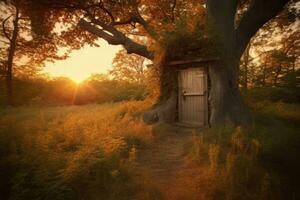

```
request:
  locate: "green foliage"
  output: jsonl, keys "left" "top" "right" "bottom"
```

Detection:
{"left": 242, "top": 87, "right": 300, "bottom": 103}
{"left": 248, "top": 102, "right": 300, "bottom": 199}
{"left": 246, "top": 88, "right": 300, "bottom": 199}
{"left": 159, "top": 12, "right": 217, "bottom": 61}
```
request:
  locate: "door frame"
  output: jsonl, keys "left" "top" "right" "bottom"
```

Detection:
{"left": 177, "top": 67, "right": 209, "bottom": 127}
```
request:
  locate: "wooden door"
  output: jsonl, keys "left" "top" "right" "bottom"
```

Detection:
{"left": 178, "top": 68, "right": 207, "bottom": 126}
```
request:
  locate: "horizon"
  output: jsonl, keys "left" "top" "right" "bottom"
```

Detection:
{"left": 43, "top": 39, "right": 122, "bottom": 83}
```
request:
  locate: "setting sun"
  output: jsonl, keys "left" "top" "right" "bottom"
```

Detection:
{"left": 72, "top": 77, "right": 85, "bottom": 84}
{"left": 44, "top": 39, "right": 122, "bottom": 81}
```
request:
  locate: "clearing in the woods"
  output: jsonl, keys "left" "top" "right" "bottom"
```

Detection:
{"left": 1, "top": 99, "right": 300, "bottom": 200}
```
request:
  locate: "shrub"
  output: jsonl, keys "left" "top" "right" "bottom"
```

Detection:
{"left": 242, "top": 87, "right": 300, "bottom": 103}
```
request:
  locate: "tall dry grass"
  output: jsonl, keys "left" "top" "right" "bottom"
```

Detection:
{"left": 190, "top": 127, "right": 281, "bottom": 200}
{"left": 0, "top": 101, "right": 153, "bottom": 200}
{"left": 187, "top": 94, "right": 300, "bottom": 200}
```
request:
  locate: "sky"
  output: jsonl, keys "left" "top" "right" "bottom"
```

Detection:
{"left": 43, "top": 39, "right": 122, "bottom": 83}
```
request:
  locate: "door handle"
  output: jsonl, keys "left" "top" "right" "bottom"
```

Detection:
{"left": 182, "top": 90, "right": 186, "bottom": 101}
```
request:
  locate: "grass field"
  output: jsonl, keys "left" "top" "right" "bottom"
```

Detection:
{"left": 0, "top": 101, "right": 154, "bottom": 200}
{"left": 0, "top": 93, "right": 299, "bottom": 200}
{"left": 189, "top": 99, "right": 300, "bottom": 200}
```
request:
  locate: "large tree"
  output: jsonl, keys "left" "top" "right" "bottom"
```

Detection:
{"left": 110, "top": 49, "right": 149, "bottom": 84}
{"left": 0, "top": 1, "right": 63, "bottom": 105}
{"left": 16, "top": 0, "right": 296, "bottom": 126}
{"left": 0, "top": 1, "right": 20, "bottom": 105}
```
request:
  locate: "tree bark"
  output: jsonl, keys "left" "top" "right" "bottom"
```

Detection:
{"left": 209, "top": 59, "right": 252, "bottom": 126}
{"left": 79, "top": 19, "right": 154, "bottom": 60}
{"left": 143, "top": 60, "right": 178, "bottom": 124}
{"left": 205, "top": 0, "right": 252, "bottom": 127}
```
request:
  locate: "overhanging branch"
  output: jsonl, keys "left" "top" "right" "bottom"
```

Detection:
{"left": 236, "top": 0, "right": 291, "bottom": 58}
{"left": 110, "top": 8, "right": 159, "bottom": 40}
{"left": 79, "top": 19, "right": 154, "bottom": 60}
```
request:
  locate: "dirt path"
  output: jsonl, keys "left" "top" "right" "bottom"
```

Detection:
{"left": 133, "top": 127, "right": 205, "bottom": 200}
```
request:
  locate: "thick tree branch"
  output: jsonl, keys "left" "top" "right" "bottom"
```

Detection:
{"left": 110, "top": 8, "right": 158, "bottom": 40}
{"left": 79, "top": 19, "right": 154, "bottom": 60}
{"left": 47, "top": 0, "right": 158, "bottom": 42}
{"left": 236, "top": 0, "right": 291, "bottom": 58}
{"left": 111, "top": 15, "right": 158, "bottom": 40}
{"left": 134, "top": 11, "right": 158, "bottom": 40}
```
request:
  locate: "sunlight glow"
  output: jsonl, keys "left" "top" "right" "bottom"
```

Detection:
{"left": 72, "top": 78, "right": 84, "bottom": 84}
{"left": 44, "top": 39, "right": 122, "bottom": 81}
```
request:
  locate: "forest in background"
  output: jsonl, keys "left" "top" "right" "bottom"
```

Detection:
{"left": 0, "top": 75, "right": 149, "bottom": 106}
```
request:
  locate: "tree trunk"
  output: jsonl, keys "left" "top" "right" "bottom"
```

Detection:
{"left": 143, "top": 63, "right": 178, "bottom": 124}
{"left": 274, "top": 64, "right": 282, "bottom": 87}
{"left": 6, "top": 62, "right": 13, "bottom": 105}
{"left": 5, "top": 8, "right": 19, "bottom": 106}
{"left": 205, "top": 0, "right": 252, "bottom": 127}
{"left": 209, "top": 59, "right": 252, "bottom": 127}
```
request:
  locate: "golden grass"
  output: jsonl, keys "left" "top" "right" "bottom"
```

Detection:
{"left": 1, "top": 96, "right": 299, "bottom": 200}
{"left": 0, "top": 101, "right": 154, "bottom": 200}
{"left": 190, "top": 127, "right": 279, "bottom": 200}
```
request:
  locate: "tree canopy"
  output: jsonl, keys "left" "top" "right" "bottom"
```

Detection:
{"left": 1, "top": 0, "right": 297, "bottom": 62}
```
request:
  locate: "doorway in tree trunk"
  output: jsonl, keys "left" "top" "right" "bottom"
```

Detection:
{"left": 144, "top": 58, "right": 215, "bottom": 127}
{"left": 178, "top": 67, "right": 208, "bottom": 127}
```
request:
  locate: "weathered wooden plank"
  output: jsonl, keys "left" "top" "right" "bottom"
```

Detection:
{"left": 178, "top": 67, "right": 208, "bottom": 126}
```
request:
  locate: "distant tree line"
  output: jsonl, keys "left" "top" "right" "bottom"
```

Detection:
{"left": 0, "top": 75, "right": 149, "bottom": 106}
